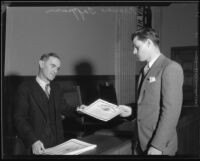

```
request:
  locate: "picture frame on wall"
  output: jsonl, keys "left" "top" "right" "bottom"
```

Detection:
{"left": 171, "top": 46, "right": 199, "bottom": 107}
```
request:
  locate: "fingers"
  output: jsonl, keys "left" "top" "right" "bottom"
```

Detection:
{"left": 119, "top": 105, "right": 132, "bottom": 112}
{"left": 80, "top": 104, "right": 87, "bottom": 109}
{"left": 147, "top": 147, "right": 162, "bottom": 155}
{"left": 118, "top": 105, "right": 132, "bottom": 117}
{"left": 33, "top": 146, "right": 45, "bottom": 155}
{"left": 32, "top": 140, "right": 45, "bottom": 155}
{"left": 77, "top": 104, "right": 87, "bottom": 112}
{"left": 40, "top": 143, "right": 45, "bottom": 152}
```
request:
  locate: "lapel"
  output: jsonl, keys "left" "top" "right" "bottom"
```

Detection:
{"left": 29, "top": 79, "right": 49, "bottom": 121}
{"left": 137, "top": 69, "right": 144, "bottom": 101}
{"left": 137, "top": 70, "right": 143, "bottom": 90}
{"left": 137, "top": 54, "right": 166, "bottom": 104}
{"left": 29, "top": 79, "right": 60, "bottom": 123}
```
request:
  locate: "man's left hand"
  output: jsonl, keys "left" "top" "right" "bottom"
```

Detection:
{"left": 76, "top": 104, "right": 87, "bottom": 114}
{"left": 147, "top": 146, "right": 162, "bottom": 155}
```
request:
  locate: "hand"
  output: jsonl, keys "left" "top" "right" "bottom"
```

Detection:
{"left": 147, "top": 146, "right": 162, "bottom": 155}
{"left": 118, "top": 105, "right": 132, "bottom": 117}
{"left": 76, "top": 104, "right": 87, "bottom": 114}
{"left": 32, "top": 140, "right": 45, "bottom": 155}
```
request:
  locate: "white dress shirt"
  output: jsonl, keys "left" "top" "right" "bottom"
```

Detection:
{"left": 36, "top": 76, "right": 51, "bottom": 94}
{"left": 148, "top": 54, "right": 161, "bottom": 68}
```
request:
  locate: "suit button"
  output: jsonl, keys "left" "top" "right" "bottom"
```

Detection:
{"left": 137, "top": 119, "right": 141, "bottom": 122}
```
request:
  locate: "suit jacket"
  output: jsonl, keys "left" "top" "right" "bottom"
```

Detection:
{"left": 136, "top": 54, "right": 183, "bottom": 155}
{"left": 13, "top": 78, "right": 75, "bottom": 154}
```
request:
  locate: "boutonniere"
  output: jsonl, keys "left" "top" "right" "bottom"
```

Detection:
{"left": 147, "top": 76, "right": 156, "bottom": 83}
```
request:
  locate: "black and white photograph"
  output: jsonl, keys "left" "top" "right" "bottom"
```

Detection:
{"left": 1, "top": 0, "right": 199, "bottom": 159}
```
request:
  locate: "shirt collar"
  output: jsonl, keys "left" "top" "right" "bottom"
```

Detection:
{"left": 36, "top": 76, "right": 49, "bottom": 91}
{"left": 148, "top": 54, "right": 161, "bottom": 68}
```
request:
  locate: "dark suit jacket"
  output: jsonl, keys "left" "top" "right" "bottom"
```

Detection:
{"left": 13, "top": 78, "right": 75, "bottom": 154}
{"left": 136, "top": 54, "right": 184, "bottom": 155}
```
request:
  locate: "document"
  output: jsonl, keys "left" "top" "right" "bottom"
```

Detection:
{"left": 80, "top": 99, "right": 121, "bottom": 121}
{"left": 42, "top": 139, "right": 97, "bottom": 155}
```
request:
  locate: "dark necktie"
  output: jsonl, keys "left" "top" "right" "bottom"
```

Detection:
{"left": 45, "top": 84, "right": 50, "bottom": 98}
{"left": 137, "top": 64, "right": 150, "bottom": 97}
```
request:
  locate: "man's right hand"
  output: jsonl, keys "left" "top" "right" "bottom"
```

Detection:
{"left": 118, "top": 105, "right": 132, "bottom": 117}
{"left": 32, "top": 140, "right": 45, "bottom": 155}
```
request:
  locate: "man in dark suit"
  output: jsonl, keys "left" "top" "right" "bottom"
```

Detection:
{"left": 119, "top": 27, "right": 184, "bottom": 155}
{"left": 13, "top": 52, "right": 133, "bottom": 155}
{"left": 13, "top": 53, "right": 78, "bottom": 155}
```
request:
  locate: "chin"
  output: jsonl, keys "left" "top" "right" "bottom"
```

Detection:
{"left": 138, "top": 58, "right": 144, "bottom": 62}
{"left": 48, "top": 77, "right": 55, "bottom": 81}
{"left": 137, "top": 56, "right": 143, "bottom": 61}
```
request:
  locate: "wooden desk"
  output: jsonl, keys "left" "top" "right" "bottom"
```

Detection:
{"left": 79, "top": 134, "right": 132, "bottom": 155}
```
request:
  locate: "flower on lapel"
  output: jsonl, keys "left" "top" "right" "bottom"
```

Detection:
{"left": 148, "top": 76, "right": 156, "bottom": 83}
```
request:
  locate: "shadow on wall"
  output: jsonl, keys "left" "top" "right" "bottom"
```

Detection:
{"left": 74, "top": 61, "right": 93, "bottom": 75}
{"left": 74, "top": 61, "right": 99, "bottom": 105}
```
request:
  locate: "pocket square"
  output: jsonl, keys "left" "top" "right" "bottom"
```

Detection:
{"left": 148, "top": 76, "right": 156, "bottom": 83}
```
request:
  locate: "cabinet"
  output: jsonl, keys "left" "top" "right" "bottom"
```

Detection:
{"left": 171, "top": 46, "right": 199, "bottom": 107}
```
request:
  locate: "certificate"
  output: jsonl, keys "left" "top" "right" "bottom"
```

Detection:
{"left": 42, "top": 139, "right": 97, "bottom": 155}
{"left": 81, "top": 99, "right": 121, "bottom": 121}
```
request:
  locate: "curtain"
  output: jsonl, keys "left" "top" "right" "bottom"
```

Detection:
{"left": 114, "top": 7, "right": 137, "bottom": 104}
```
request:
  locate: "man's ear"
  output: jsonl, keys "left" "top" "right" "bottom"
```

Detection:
{"left": 146, "top": 39, "right": 153, "bottom": 48}
{"left": 39, "top": 60, "right": 44, "bottom": 69}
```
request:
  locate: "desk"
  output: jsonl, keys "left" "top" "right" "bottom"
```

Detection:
{"left": 79, "top": 134, "right": 132, "bottom": 155}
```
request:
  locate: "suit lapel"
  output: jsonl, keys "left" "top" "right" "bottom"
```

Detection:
{"left": 137, "top": 54, "right": 166, "bottom": 104}
{"left": 137, "top": 72, "right": 143, "bottom": 90}
{"left": 29, "top": 79, "right": 49, "bottom": 121}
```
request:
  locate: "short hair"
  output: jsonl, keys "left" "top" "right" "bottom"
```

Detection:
{"left": 131, "top": 27, "right": 160, "bottom": 47}
{"left": 40, "top": 52, "right": 60, "bottom": 61}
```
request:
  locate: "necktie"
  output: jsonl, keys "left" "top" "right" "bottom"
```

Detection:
{"left": 45, "top": 84, "right": 50, "bottom": 98}
{"left": 137, "top": 64, "right": 150, "bottom": 95}
{"left": 143, "top": 64, "right": 150, "bottom": 76}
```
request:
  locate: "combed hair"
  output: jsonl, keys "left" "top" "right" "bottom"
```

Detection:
{"left": 40, "top": 52, "right": 60, "bottom": 61}
{"left": 131, "top": 27, "right": 160, "bottom": 47}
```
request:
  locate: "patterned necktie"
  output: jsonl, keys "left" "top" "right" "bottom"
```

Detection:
{"left": 45, "top": 84, "right": 50, "bottom": 98}
{"left": 143, "top": 63, "right": 150, "bottom": 76}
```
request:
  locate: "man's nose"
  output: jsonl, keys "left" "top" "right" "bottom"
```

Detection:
{"left": 53, "top": 68, "right": 58, "bottom": 75}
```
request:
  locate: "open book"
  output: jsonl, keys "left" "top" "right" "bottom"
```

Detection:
{"left": 80, "top": 99, "right": 121, "bottom": 121}
{"left": 42, "top": 139, "right": 97, "bottom": 155}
